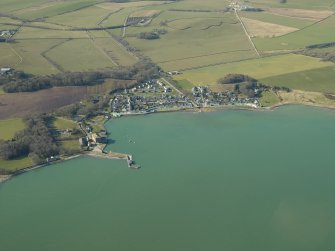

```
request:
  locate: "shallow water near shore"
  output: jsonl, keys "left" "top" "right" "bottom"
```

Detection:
{"left": 1, "top": 105, "right": 335, "bottom": 251}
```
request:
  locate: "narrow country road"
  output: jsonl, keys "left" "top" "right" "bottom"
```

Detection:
{"left": 234, "top": 9, "right": 261, "bottom": 57}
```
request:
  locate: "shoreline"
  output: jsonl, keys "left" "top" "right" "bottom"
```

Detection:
{"left": 1, "top": 101, "right": 335, "bottom": 185}
{"left": 269, "top": 101, "right": 335, "bottom": 112}
{"left": 0, "top": 155, "right": 82, "bottom": 185}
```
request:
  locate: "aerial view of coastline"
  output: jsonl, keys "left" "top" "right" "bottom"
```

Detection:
{"left": 1, "top": 0, "right": 335, "bottom": 250}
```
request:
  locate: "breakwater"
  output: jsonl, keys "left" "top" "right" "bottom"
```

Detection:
{"left": 87, "top": 150, "right": 140, "bottom": 169}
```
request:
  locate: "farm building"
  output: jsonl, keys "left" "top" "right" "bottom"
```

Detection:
{"left": 0, "top": 68, "right": 12, "bottom": 75}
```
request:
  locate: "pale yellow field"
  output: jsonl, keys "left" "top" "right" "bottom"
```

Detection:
{"left": 278, "top": 90, "right": 335, "bottom": 108}
{"left": 241, "top": 17, "right": 298, "bottom": 37}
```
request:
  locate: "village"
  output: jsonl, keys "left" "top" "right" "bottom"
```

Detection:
{"left": 109, "top": 78, "right": 261, "bottom": 116}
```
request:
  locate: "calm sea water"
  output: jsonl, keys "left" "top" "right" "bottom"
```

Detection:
{"left": 1, "top": 105, "right": 335, "bottom": 251}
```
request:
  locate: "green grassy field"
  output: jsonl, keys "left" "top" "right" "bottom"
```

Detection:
{"left": 15, "top": 27, "right": 89, "bottom": 39}
{"left": 11, "top": 39, "right": 66, "bottom": 75}
{"left": 253, "top": 15, "right": 335, "bottom": 52}
{"left": 0, "top": 0, "right": 51, "bottom": 12}
{"left": 174, "top": 54, "right": 334, "bottom": 86}
{"left": 45, "top": 38, "right": 117, "bottom": 72}
{"left": 54, "top": 117, "right": 79, "bottom": 131}
{"left": 48, "top": 5, "right": 110, "bottom": 28}
{"left": 125, "top": 12, "right": 257, "bottom": 70}
{"left": 90, "top": 31, "right": 138, "bottom": 66}
{"left": 261, "top": 66, "right": 335, "bottom": 93}
{"left": 175, "top": 79, "right": 196, "bottom": 92}
{"left": 249, "top": 0, "right": 335, "bottom": 10}
{"left": 100, "top": 7, "right": 137, "bottom": 27}
{"left": 60, "top": 139, "right": 82, "bottom": 152}
{"left": 0, "top": 118, "right": 25, "bottom": 140}
{"left": 0, "top": 0, "right": 158, "bottom": 74}
{"left": 0, "top": 0, "right": 334, "bottom": 95}
{"left": 0, "top": 43, "right": 21, "bottom": 69}
{"left": 12, "top": 0, "right": 103, "bottom": 20}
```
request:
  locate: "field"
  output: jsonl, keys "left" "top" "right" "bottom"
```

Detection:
{"left": 247, "top": 0, "right": 335, "bottom": 10}
{"left": 261, "top": 66, "right": 335, "bottom": 93}
{"left": 45, "top": 39, "right": 117, "bottom": 72}
{"left": 0, "top": 79, "right": 134, "bottom": 120}
{"left": 0, "top": 0, "right": 334, "bottom": 96}
{"left": 253, "top": 15, "right": 335, "bottom": 52}
{"left": 278, "top": 90, "right": 335, "bottom": 108}
{"left": 241, "top": 17, "right": 298, "bottom": 37}
{"left": 0, "top": 118, "right": 25, "bottom": 140}
{"left": 173, "top": 54, "right": 334, "bottom": 90}
{"left": 54, "top": 117, "right": 79, "bottom": 131}
{"left": 0, "top": 87, "right": 88, "bottom": 119}
{"left": 239, "top": 11, "right": 314, "bottom": 29}
{"left": 1, "top": 0, "right": 333, "bottom": 75}
{"left": 60, "top": 139, "right": 82, "bottom": 154}
{"left": 0, "top": 0, "right": 142, "bottom": 75}
{"left": 125, "top": 11, "right": 257, "bottom": 70}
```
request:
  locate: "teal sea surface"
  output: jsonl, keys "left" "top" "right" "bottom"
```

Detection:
{"left": 1, "top": 105, "right": 335, "bottom": 251}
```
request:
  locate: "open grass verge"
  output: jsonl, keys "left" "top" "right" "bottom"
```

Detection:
{"left": 260, "top": 91, "right": 281, "bottom": 107}
{"left": 0, "top": 157, "right": 33, "bottom": 173}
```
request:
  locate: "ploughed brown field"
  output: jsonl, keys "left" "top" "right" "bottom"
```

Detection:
{"left": 0, "top": 79, "right": 134, "bottom": 119}
{"left": 0, "top": 87, "right": 88, "bottom": 119}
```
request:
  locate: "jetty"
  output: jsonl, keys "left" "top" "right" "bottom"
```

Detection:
{"left": 126, "top": 155, "right": 140, "bottom": 169}
{"left": 87, "top": 148, "right": 140, "bottom": 169}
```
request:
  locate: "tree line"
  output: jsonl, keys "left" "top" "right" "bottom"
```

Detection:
{"left": 0, "top": 59, "right": 161, "bottom": 93}
{"left": 218, "top": 74, "right": 257, "bottom": 85}
{"left": 298, "top": 42, "right": 335, "bottom": 63}
{"left": 217, "top": 73, "right": 291, "bottom": 98}
{"left": 0, "top": 114, "right": 59, "bottom": 170}
{"left": 137, "top": 29, "right": 167, "bottom": 40}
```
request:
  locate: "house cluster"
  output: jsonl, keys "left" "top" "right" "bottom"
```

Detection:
{"left": 167, "top": 71, "right": 181, "bottom": 76}
{"left": 127, "top": 16, "right": 151, "bottom": 26}
{"left": 192, "top": 86, "right": 260, "bottom": 108}
{"left": 110, "top": 95, "right": 131, "bottom": 113}
{"left": 111, "top": 94, "right": 193, "bottom": 114}
{"left": 0, "top": 30, "right": 16, "bottom": 41}
{"left": 110, "top": 78, "right": 262, "bottom": 115}
{"left": 128, "top": 79, "right": 172, "bottom": 94}
{"left": 229, "top": 1, "right": 259, "bottom": 11}
{"left": 0, "top": 67, "right": 13, "bottom": 75}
